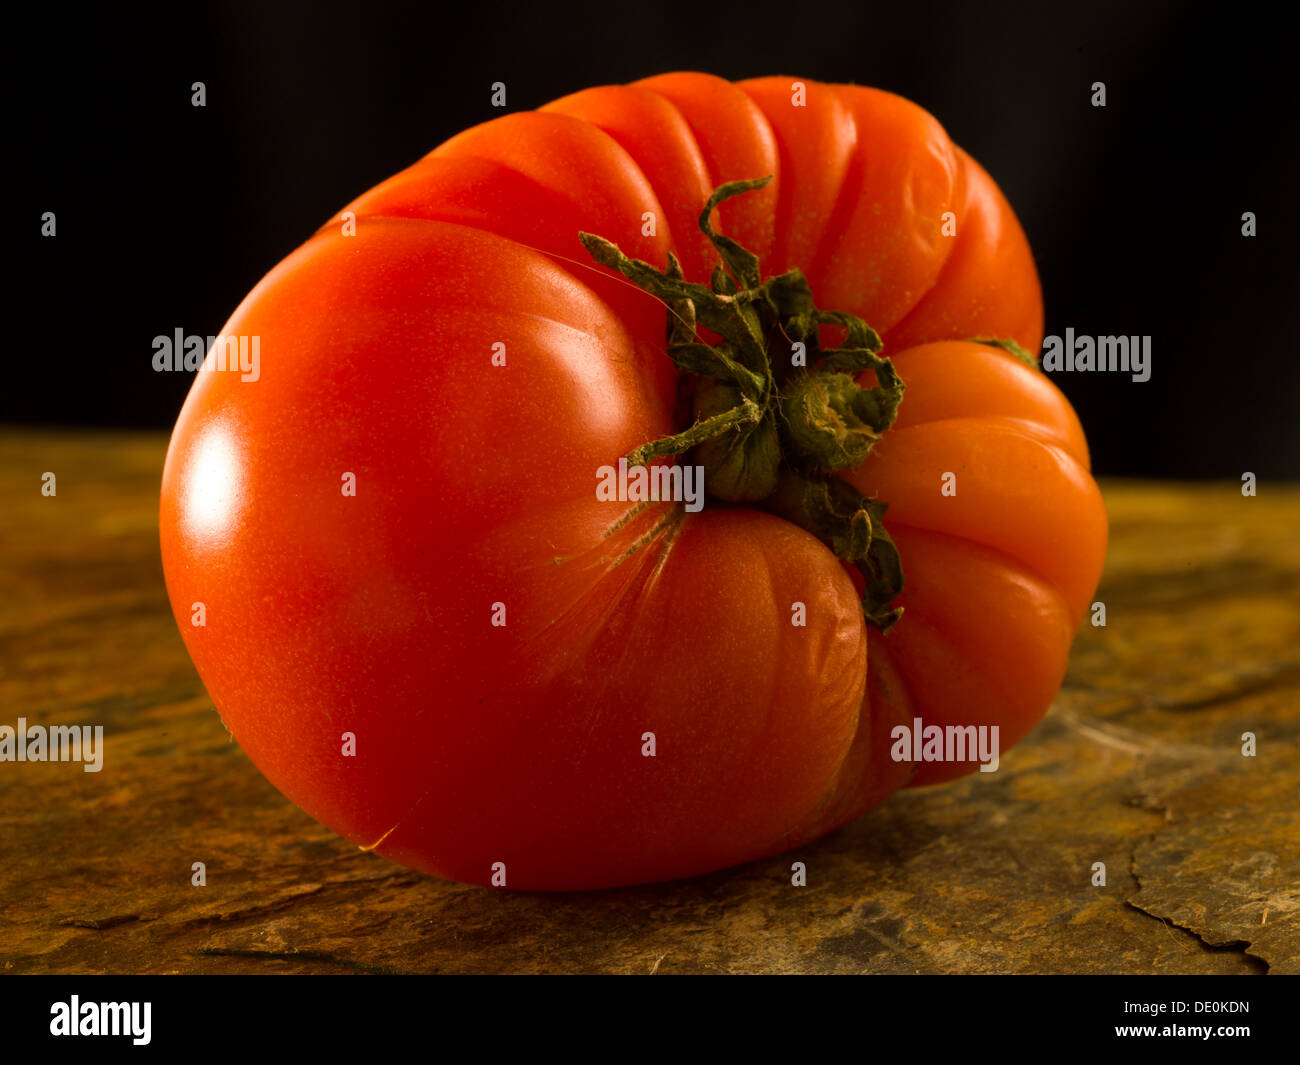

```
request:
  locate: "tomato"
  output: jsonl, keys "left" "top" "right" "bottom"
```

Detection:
{"left": 160, "top": 73, "right": 1106, "bottom": 890}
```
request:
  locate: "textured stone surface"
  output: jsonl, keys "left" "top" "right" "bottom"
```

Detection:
{"left": 1, "top": 431, "right": 1296, "bottom": 973}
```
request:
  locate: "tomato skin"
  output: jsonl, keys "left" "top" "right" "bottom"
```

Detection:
{"left": 160, "top": 73, "right": 1105, "bottom": 889}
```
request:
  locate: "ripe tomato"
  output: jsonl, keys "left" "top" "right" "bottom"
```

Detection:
{"left": 160, "top": 73, "right": 1106, "bottom": 890}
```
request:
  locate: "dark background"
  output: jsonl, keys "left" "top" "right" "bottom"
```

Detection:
{"left": 11, "top": 0, "right": 1298, "bottom": 477}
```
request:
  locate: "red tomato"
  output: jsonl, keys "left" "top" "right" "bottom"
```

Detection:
{"left": 160, "top": 73, "right": 1106, "bottom": 890}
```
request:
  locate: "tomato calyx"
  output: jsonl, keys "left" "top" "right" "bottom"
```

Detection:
{"left": 765, "top": 471, "right": 904, "bottom": 632}
{"left": 580, "top": 176, "right": 905, "bottom": 632}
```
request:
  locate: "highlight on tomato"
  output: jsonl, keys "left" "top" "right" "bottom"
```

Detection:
{"left": 160, "top": 73, "right": 1107, "bottom": 890}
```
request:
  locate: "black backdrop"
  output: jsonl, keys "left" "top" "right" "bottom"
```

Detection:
{"left": 11, "top": 0, "right": 1298, "bottom": 477}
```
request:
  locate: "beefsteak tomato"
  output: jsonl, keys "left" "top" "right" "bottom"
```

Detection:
{"left": 160, "top": 73, "right": 1106, "bottom": 890}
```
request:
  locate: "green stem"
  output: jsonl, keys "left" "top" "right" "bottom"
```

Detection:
{"left": 581, "top": 177, "right": 908, "bottom": 631}
{"left": 626, "top": 398, "right": 763, "bottom": 467}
